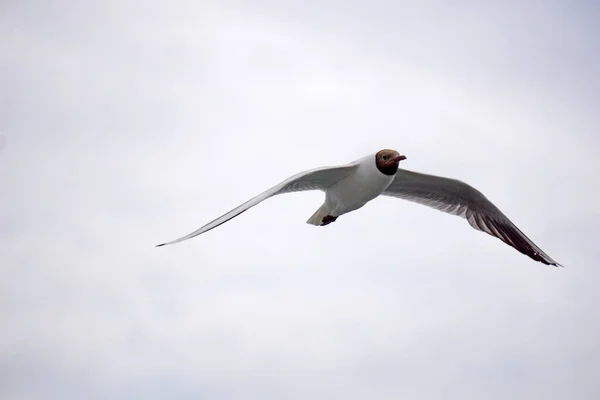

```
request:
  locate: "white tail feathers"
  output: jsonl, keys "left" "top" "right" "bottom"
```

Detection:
{"left": 306, "top": 204, "right": 331, "bottom": 226}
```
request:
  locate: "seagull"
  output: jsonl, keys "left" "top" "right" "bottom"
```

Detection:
{"left": 157, "top": 149, "right": 562, "bottom": 267}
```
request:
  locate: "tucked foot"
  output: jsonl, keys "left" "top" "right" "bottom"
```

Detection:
{"left": 320, "top": 215, "right": 338, "bottom": 226}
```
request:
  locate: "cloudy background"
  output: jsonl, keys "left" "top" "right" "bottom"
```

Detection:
{"left": 2, "top": 0, "right": 599, "bottom": 399}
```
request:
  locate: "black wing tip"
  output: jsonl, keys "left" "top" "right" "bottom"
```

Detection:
{"left": 478, "top": 215, "right": 563, "bottom": 268}
{"left": 155, "top": 243, "right": 166, "bottom": 247}
{"left": 535, "top": 257, "right": 564, "bottom": 268}
{"left": 540, "top": 257, "right": 563, "bottom": 267}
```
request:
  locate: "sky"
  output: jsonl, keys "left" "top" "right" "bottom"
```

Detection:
{"left": 1, "top": 0, "right": 599, "bottom": 399}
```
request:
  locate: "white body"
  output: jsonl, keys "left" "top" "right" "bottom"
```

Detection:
{"left": 307, "top": 154, "right": 394, "bottom": 224}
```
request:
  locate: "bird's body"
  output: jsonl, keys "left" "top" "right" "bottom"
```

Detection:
{"left": 157, "top": 149, "right": 562, "bottom": 267}
{"left": 306, "top": 152, "right": 397, "bottom": 225}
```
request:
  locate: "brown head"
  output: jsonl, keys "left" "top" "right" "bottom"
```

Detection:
{"left": 375, "top": 149, "right": 407, "bottom": 175}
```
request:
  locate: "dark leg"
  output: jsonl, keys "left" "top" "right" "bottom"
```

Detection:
{"left": 321, "top": 215, "right": 338, "bottom": 226}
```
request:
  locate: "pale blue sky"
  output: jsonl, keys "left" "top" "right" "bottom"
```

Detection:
{"left": 1, "top": 1, "right": 599, "bottom": 399}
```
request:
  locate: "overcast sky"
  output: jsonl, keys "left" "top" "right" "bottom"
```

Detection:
{"left": 1, "top": 1, "right": 599, "bottom": 399}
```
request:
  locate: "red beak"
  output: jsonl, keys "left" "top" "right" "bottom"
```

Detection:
{"left": 393, "top": 155, "right": 407, "bottom": 162}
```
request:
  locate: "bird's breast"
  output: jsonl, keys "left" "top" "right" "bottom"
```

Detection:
{"left": 325, "top": 159, "right": 394, "bottom": 214}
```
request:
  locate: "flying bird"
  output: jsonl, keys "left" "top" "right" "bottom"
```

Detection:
{"left": 157, "top": 149, "right": 562, "bottom": 267}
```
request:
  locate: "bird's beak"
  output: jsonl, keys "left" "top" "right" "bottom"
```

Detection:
{"left": 393, "top": 155, "right": 407, "bottom": 162}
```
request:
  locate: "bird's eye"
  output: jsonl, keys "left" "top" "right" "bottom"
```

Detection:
{"left": 382, "top": 155, "right": 388, "bottom": 161}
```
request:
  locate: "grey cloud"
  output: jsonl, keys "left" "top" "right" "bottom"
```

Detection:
{"left": 1, "top": 1, "right": 599, "bottom": 399}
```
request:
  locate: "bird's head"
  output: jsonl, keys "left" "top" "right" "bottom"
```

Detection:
{"left": 375, "top": 149, "right": 407, "bottom": 175}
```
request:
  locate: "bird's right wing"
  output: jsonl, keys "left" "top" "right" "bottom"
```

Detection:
{"left": 156, "top": 164, "right": 359, "bottom": 247}
{"left": 382, "top": 168, "right": 562, "bottom": 266}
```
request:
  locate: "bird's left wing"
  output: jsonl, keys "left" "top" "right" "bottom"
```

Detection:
{"left": 382, "top": 168, "right": 562, "bottom": 266}
{"left": 156, "top": 164, "right": 359, "bottom": 247}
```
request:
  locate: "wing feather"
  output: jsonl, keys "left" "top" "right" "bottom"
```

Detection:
{"left": 156, "top": 164, "right": 359, "bottom": 246}
{"left": 382, "top": 169, "right": 562, "bottom": 266}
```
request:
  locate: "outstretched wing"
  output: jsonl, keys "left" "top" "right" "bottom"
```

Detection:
{"left": 382, "top": 169, "right": 562, "bottom": 266}
{"left": 156, "top": 164, "right": 359, "bottom": 247}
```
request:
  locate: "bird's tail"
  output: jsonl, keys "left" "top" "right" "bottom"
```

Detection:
{"left": 306, "top": 203, "right": 331, "bottom": 226}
